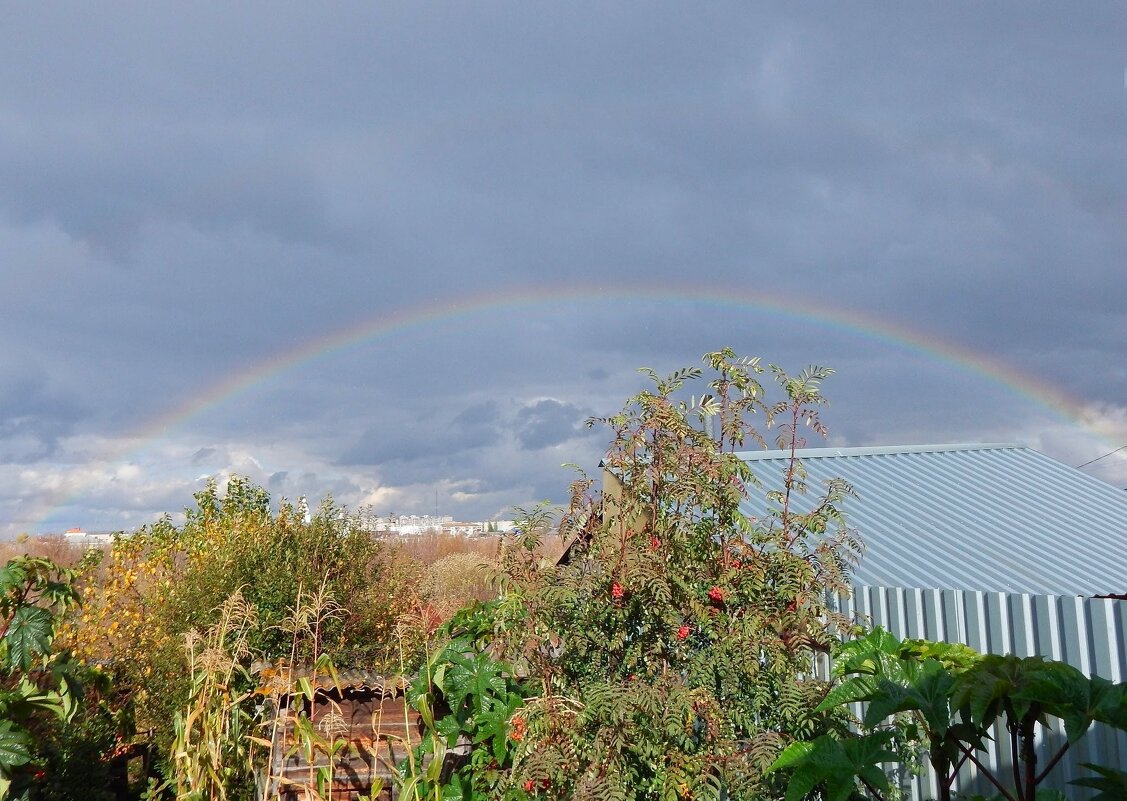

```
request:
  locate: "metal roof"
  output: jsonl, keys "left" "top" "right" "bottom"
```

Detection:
{"left": 735, "top": 444, "right": 1127, "bottom": 596}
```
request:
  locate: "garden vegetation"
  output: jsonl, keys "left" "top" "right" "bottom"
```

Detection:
{"left": 1, "top": 349, "right": 1124, "bottom": 801}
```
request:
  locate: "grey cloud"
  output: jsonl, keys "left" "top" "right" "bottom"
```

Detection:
{"left": 515, "top": 400, "right": 595, "bottom": 450}
{"left": 191, "top": 447, "right": 220, "bottom": 465}
{"left": 2, "top": 4, "right": 1126, "bottom": 535}
{"left": 0, "top": 140, "right": 341, "bottom": 258}
{"left": 338, "top": 402, "right": 503, "bottom": 466}
{"left": 0, "top": 367, "right": 86, "bottom": 463}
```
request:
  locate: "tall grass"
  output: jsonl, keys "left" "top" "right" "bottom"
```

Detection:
{"left": 385, "top": 533, "right": 500, "bottom": 564}
{"left": 0, "top": 534, "right": 90, "bottom": 568}
{"left": 385, "top": 532, "right": 567, "bottom": 565}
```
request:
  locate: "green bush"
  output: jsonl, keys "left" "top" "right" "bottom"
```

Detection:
{"left": 66, "top": 478, "right": 420, "bottom": 778}
{"left": 31, "top": 699, "right": 120, "bottom": 801}
{"left": 406, "top": 350, "right": 864, "bottom": 800}
{"left": 771, "top": 627, "right": 1127, "bottom": 801}
{"left": 0, "top": 556, "right": 84, "bottom": 800}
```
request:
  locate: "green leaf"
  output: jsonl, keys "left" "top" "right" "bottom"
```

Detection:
{"left": 1014, "top": 661, "right": 1101, "bottom": 742}
{"left": 953, "top": 655, "right": 1028, "bottom": 728}
{"left": 435, "top": 715, "right": 461, "bottom": 746}
{"left": 906, "top": 661, "right": 959, "bottom": 736}
{"left": 1071, "top": 763, "right": 1127, "bottom": 801}
{"left": 4, "top": 606, "right": 53, "bottom": 672}
{"left": 842, "top": 736, "right": 896, "bottom": 795}
{"left": 770, "top": 733, "right": 896, "bottom": 801}
{"left": 4, "top": 678, "right": 66, "bottom": 723}
{"left": 0, "top": 562, "right": 27, "bottom": 599}
{"left": 296, "top": 676, "right": 315, "bottom": 703}
{"left": 899, "top": 638, "right": 982, "bottom": 672}
{"left": 817, "top": 675, "right": 882, "bottom": 711}
{"left": 0, "top": 720, "right": 32, "bottom": 773}
{"left": 832, "top": 627, "right": 903, "bottom": 677}
{"left": 313, "top": 652, "right": 342, "bottom": 694}
{"left": 768, "top": 740, "right": 816, "bottom": 772}
{"left": 784, "top": 764, "right": 821, "bottom": 801}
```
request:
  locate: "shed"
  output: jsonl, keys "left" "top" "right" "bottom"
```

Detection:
{"left": 735, "top": 443, "right": 1127, "bottom": 596}
{"left": 736, "top": 443, "right": 1127, "bottom": 798}
{"left": 260, "top": 667, "right": 417, "bottom": 801}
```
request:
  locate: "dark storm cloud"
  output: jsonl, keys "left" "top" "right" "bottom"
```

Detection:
{"left": 0, "top": 367, "right": 87, "bottom": 463}
{"left": 338, "top": 402, "right": 503, "bottom": 466}
{"left": 515, "top": 400, "right": 596, "bottom": 450}
{"left": 0, "top": 138, "right": 342, "bottom": 256}
{"left": 1, "top": 3, "right": 1125, "bottom": 534}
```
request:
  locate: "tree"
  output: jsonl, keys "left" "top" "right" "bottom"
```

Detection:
{"left": 62, "top": 477, "right": 418, "bottom": 760}
{"left": 406, "top": 349, "right": 864, "bottom": 800}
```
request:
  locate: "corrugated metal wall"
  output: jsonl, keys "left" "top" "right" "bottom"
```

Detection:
{"left": 830, "top": 585, "right": 1127, "bottom": 800}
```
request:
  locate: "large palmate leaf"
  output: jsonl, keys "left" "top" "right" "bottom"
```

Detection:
{"left": 2, "top": 606, "right": 53, "bottom": 673}
{"left": 953, "top": 654, "right": 1039, "bottom": 728}
{"left": 770, "top": 732, "right": 897, "bottom": 801}
{"left": 0, "top": 562, "right": 28, "bottom": 599}
{"left": 831, "top": 627, "right": 903, "bottom": 677}
{"left": 879, "top": 660, "right": 958, "bottom": 736}
{"left": 0, "top": 557, "right": 78, "bottom": 615}
{"left": 1028, "top": 665, "right": 1127, "bottom": 740}
{"left": 1014, "top": 661, "right": 1115, "bottom": 743}
{"left": 1071, "top": 763, "right": 1127, "bottom": 801}
{"left": 0, "top": 720, "right": 31, "bottom": 774}
{"left": 816, "top": 673, "right": 882, "bottom": 711}
{"left": 1092, "top": 681, "right": 1127, "bottom": 732}
{"left": 440, "top": 650, "right": 507, "bottom": 720}
{"left": 0, "top": 678, "right": 66, "bottom": 725}
{"left": 819, "top": 656, "right": 959, "bottom": 737}
{"left": 819, "top": 629, "right": 919, "bottom": 713}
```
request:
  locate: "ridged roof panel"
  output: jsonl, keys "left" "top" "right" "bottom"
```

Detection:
{"left": 734, "top": 444, "right": 1127, "bottom": 596}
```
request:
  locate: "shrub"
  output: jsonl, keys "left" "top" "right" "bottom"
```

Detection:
{"left": 0, "top": 556, "right": 84, "bottom": 800}
{"left": 407, "top": 349, "right": 864, "bottom": 800}
{"left": 771, "top": 627, "right": 1127, "bottom": 801}
{"left": 62, "top": 478, "right": 416, "bottom": 758}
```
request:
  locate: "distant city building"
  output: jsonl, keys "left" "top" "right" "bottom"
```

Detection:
{"left": 441, "top": 521, "right": 480, "bottom": 537}
{"left": 63, "top": 528, "right": 114, "bottom": 547}
{"left": 362, "top": 514, "right": 517, "bottom": 538}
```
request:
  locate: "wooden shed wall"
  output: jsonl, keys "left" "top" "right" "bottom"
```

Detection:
{"left": 270, "top": 691, "right": 420, "bottom": 801}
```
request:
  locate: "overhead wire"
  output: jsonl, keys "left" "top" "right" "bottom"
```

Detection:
{"left": 1075, "top": 444, "right": 1127, "bottom": 469}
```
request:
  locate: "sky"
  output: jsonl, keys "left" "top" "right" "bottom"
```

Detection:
{"left": 2, "top": 3, "right": 1126, "bottom": 537}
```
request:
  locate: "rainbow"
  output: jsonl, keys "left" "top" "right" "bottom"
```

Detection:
{"left": 32, "top": 284, "right": 1108, "bottom": 531}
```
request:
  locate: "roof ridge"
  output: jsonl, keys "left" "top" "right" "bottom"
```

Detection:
{"left": 735, "top": 443, "right": 1023, "bottom": 460}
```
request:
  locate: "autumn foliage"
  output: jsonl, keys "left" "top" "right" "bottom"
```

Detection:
{"left": 403, "top": 350, "right": 865, "bottom": 800}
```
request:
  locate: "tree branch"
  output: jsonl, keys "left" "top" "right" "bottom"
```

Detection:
{"left": 957, "top": 742, "right": 1018, "bottom": 801}
{"left": 1034, "top": 741, "right": 1070, "bottom": 785}
{"left": 859, "top": 776, "right": 888, "bottom": 801}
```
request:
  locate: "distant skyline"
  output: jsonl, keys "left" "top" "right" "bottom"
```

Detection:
{"left": 2, "top": 3, "right": 1125, "bottom": 536}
